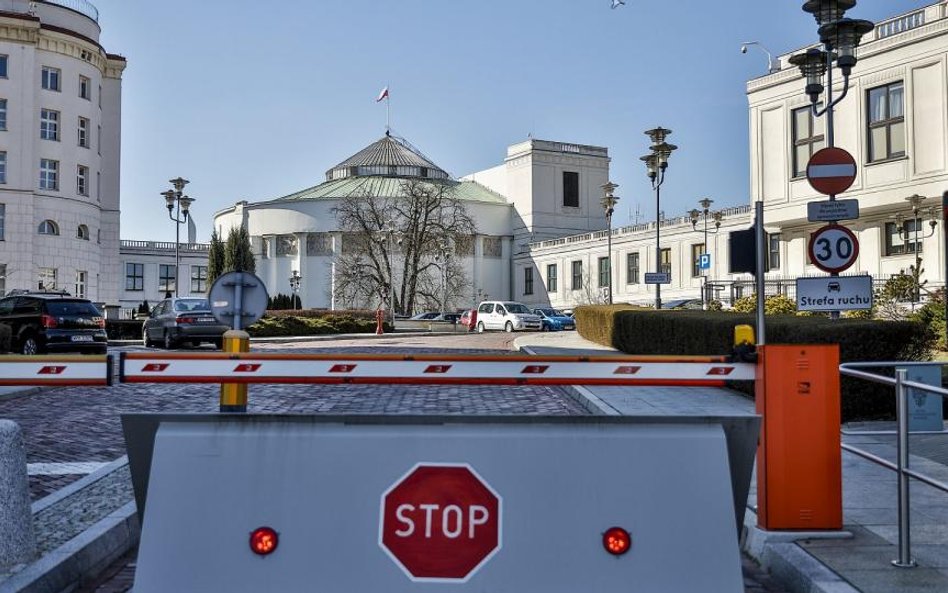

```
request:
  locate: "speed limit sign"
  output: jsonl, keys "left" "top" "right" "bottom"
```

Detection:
{"left": 808, "top": 224, "right": 859, "bottom": 273}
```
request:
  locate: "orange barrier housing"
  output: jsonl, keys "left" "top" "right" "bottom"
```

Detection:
{"left": 756, "top": 344, "right": 842, "bottom": 530}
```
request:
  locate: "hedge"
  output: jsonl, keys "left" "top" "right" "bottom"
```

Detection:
{"left": 246, "top": 314, "right": 383, "bottom": 337}
{"left": 575, "top": 307, "right": 935, "bottom": 421}
{"left": 0, "top": 324, "right": 10, "bottom": 353}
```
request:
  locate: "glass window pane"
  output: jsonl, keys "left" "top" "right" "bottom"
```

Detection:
{"left": 794, "top": 108, "right": 810, "bottom": 139}
{"left": 812, "top": 112, "right": 824, "bottom": 136}
{"left": 868, "top": 87, "right": 886, "bottom": 122}
{"left": 889, "top": 83, "right": 904, "bottom": 118}
{"left": 870, "top": 126, "right": 888, "bottom": 161}
{"left": 889, "top": 121, "right": 906, "bottom": 155}
{"left": 795, "top": 145, "right": 809, "bottom": 175}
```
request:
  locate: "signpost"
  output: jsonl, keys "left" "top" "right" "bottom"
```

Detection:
{"left": 806, "top": 147, "right": 857, "bottom": 196}
{"left": 698, "top": 253, "right": 711, "bottom": 270}
{"left": 644, "top": 272, "right": 671, "bottom": 285}
{"left": 807, "top": 225, "right": 859, "bottom": 274}
{"left": 796, "top": 275, "right": 872, "bottom": 312}
{"left": 807, "top": 199, "right": 860, "bottom": 223}
{"left": 380, "top": 463, "right": 501, "bottom": 582}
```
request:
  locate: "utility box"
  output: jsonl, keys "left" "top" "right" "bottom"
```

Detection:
{"left": 756, "top": 344, "right": 842, "bottom": 530}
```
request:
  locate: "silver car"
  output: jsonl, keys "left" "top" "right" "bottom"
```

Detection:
{"left": 142, "top": 298, "right": 229, "bottom": 349}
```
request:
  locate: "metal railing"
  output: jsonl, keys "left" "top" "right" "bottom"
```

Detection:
{"left": 40, "top": 0, "right": 99, "bottom": 22}
{"left": 838, "top": 362, "right": 948, "bottom": 568}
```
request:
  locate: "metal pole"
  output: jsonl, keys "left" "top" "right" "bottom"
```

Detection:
{"left": 703, "top": 214, "right": 709, "bottom": 310}
{"left": 389, "top": 230, "right": 395, "bottom": 325}
{"left": 892, "top": 368, "right": 916, "bottom": 567}
{"left": 755, "top": 201, "right": 766, "bottom": 345}
{"left": 942, "top": 191, "right": 948, "bottom": 347}
{"left": 607, "top": 214, "right": 613, "bottom": 305}
{"left": 174, "top": 201, "right": 180, "bottom": 298}
{"left": 655, "top": 183, "right": 662, "bottom": 310}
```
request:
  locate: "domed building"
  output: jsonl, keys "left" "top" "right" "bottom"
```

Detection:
{"left": 213, "top": 133, "right": 613, "bottom": 311}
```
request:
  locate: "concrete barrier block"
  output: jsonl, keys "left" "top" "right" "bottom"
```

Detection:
{"left": 0, "top": 419, "right": 37, "bottom": 567}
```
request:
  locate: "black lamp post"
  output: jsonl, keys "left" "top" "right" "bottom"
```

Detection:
{"left": 641, "top": 127, "right": 677, "bottom": 310}
{"left": 601, "top": 182, "right": 619, "bottom": 305}
{"left": 689, "top": 198, "right": 723, "bottom": 309}
{"left": 161, "top": 177, "right": 193, "bottom": 298}
{"left": 289, "top": 270, "right": 301, "bottom": 310}
{"left": 896, "top": 194, "right": 938, "bottom": 307}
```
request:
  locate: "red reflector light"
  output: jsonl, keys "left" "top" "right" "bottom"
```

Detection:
{"left": 602, "top": 526, "right": 631, "bottom": 556}
{"left": 178, "top": 316, "right": 196, "bottom": 324}
{"left": 41, "top": 314, "right": 58, "bottom": 329}
{"left": 249, "top": 526, "right": 278, "bottom": 556}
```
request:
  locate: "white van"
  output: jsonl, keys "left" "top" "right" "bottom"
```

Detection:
{"left": 475, "top": 301, "right": 543, "bottom": 332}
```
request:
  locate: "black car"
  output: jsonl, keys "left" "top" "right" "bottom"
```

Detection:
{"left": 142, "top": 297, "right": 229, "bottom": 349}
{"left": 0, "top": 292, "right": 108, "bottom": 355}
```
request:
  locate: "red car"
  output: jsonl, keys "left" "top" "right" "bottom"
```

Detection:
{"left": 459, "top": 309, "right": 477, "bottom": 332}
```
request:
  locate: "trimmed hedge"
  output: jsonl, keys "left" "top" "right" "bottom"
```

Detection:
{"left": 575, "top": 307, "right": 935, "bottom": 421}
{"left": 246, "top": 313, "right": 383, "bottom": 337}
{"left": 0, "top": 324, "right": 10, "bottom": 353}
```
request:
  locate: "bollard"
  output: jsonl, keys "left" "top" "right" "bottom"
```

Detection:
{"left": 0, "top": 420, "right": 36, "bottom": 567}
{"left": 219, "top": 329, "right": 250, "bottom": 413}
{"left": 376, "top": 308, "right": 384, "bottom": 335}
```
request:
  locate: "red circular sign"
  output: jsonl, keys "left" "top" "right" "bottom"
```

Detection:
{"left": 380, "top": 464, "right": 501, "bottom": 582}
{"left": 807, "top": 224, "right": 860, "bottom": 273}
{"left": 806, "top": 147, "right": 857, "bottom": 195}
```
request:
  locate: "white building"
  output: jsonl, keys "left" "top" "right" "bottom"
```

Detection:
{"left": 0, "top": 0, "right": 124, "bottom": 304}
{"left": 117, "top": 240, "right": 210, "bottom": 316}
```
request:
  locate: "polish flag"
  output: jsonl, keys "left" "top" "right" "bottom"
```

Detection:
{"left": 376, "top": 86, "right": 389, "bottom": 102}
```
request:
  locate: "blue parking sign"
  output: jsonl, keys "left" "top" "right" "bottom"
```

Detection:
{"left": 698, "top": 253, "right": 711, "bottom": 270}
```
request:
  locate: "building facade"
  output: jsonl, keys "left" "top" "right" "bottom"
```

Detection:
{"left": 0, "top": 0, "right": 124, "bottom": 304}
{"left": 117, "top": 240, "right": 210, "bottom": 317}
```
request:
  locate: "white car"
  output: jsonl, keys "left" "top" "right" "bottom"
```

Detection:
{"left": 475, "top": 301, "right": 543, "bottom": 333}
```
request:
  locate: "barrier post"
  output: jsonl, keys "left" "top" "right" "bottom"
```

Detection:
{"left": 755, "top": 344, "right": 842, "bottom": 530}
{"left": 376, "top": 308, "right": 384, "bottom": 335}
{"left": 892, "top": 368, "right": 916, "bottom": 567}
{"left": 219, "top": 329, "right": 250, "bottom": 413}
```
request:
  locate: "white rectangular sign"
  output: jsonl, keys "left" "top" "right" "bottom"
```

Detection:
{"left": 807, "top": 199, "right": 859, "bottom": 222}
{"left": 796, "top": 275, "right": 873, "bottom": 311}
{"left": 644, "top": 272, "right": 671, "bottom": 285}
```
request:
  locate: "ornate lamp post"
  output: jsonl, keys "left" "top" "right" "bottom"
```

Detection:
{"left": 289, "top": 270, "right": 301, "bottom": 310}
{"left": 435, "top": 241, "right": 452, "bottom": 316}
{"left": 161, "top": 177, "right": 193, "bottom": 297}
{"left": 896, "top": 194, "right": 939, "bottom": 307}
{"left": 689, "top": 198, "right": 723, "bottom": 309}
{"left": 386, "top": 222, "right": 401, "bottom": 324}
{"left": 601, "top": 182, "right": 620, "bottom": 305}
{"left": 641, "top": 127, "right": 677, "bottom": 310}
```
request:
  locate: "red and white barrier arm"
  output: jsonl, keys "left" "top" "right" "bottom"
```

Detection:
{"left": 119, "top": 353, "right": 754, "bottom": 386}
{"left": 0, "top": 355, "right": 113, "bottom": 386}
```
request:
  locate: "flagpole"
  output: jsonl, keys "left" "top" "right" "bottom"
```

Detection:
{"left": 386, "top": 84, "right": 391, "bottom": 133}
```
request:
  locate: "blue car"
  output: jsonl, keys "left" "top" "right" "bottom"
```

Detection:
{"left": 532, "top": 308, "right": 575, "bottom": 331}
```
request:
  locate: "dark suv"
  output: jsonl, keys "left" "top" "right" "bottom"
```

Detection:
{"left": 0, "top": 293, "right": 108, "bottom": 355}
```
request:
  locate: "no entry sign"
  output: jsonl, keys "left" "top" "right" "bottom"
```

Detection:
{"left": 380, "top": 463, "right": 501, "bottom": 582}
{"left": 807, "top": 147, "right": 856, "bottom": 195}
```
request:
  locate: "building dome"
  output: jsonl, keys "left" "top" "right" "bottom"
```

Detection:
{"left": 325, "top": 133, "right": 449, "bottom": 181}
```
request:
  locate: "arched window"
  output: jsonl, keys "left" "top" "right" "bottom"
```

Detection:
{"left": 77, "top": 224, "right": 90, "bottom": 240}
{"left": 38, "top": 220, "right": 59, "bottom": 235}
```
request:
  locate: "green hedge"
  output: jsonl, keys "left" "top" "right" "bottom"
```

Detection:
{"left": 247, "top": 314, "right": 383, "bottom": 337}
{"left": 0, "top": 324, "right": 10, "bottom": 353}
{"left": 575, "top": 307, "right": 935, "bottom": 421}
{"left": 106, "top": 319, "right": 145, "bottom": 340}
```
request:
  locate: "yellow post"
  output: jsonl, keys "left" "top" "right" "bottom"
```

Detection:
{"left": 219, "top": 329, "right": 250, "bottom": 413}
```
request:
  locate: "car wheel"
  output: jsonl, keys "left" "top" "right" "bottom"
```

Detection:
{"left": 477, "top": 322, "right": 485, "bottom": 333}
{"left": 163, "top": 331, "right": 177, "bottom": 350}
{"left": 21, "top": 334, "right": 40, "bottom": 355}
{"left": 542, "top": 323, "right": 550, "bottom": 332}
{"left": 143, "top": 328, "right": 155, "bottom": 348}
{"left": 505, "top": 321, "right": 514, "bottom": 333}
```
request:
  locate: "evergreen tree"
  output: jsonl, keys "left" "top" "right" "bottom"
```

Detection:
{"left": 224, "top": 226, "right": 256, "bottom": 273}
{"left": 207, "top": 229, "right": 226, "bottom": 286}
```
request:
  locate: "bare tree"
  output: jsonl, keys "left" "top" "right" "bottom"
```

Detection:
{"left": 333, "top": 179, "right": 476, "bottom": 314}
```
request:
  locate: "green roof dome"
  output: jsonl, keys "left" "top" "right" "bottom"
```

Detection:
{"left": 325, "top": 133, "right": 449, "bottom": 182}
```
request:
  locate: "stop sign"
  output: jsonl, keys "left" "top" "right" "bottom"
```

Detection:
{"left": 379, "top": 463, "right": 502, "bottom": 582}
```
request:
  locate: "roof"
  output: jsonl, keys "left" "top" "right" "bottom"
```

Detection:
{"left": 264, "top": 176, "right": 509, "bottom": 205}
{"left": 325, "top": 134, "right": 449, "bottom": 181}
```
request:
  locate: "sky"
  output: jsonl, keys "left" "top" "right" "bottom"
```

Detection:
{"left": 90, "top": 0, "right": 929, "bottom": 243}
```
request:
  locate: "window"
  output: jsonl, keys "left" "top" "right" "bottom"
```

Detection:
{"left": 125, "top": 263, "right": 144, "bottom": 291}
{"left": 98, "top": 84, "right": 101, "bottom": 108}
{"left": 0, "top": 203, "right": 4, "bottom": 240}
{"left": 79, "top": 75, "right": 90, "bottom": 100}
{"left": 0, "top": 98, "right": 6, "bottom": 130}
{"left": 38, "top": 267, "right": 57, "bottom": 291}
{"left": 0, "top": 152, "right": 6, "bottom": 184}
{"left": 563, "top": 171, "right": 579, "bottom": 208}
{"left": 769, "top": 233, "right": 781, "bottom": 269}
{"left": 40, "top": 109, "right": 59, "bottom": 140}
{"left": 191, "top": 265, "right": 208, "bottom": 293}
{"left": 483, "top": 236, "right": 502, "bottom": 258}
{"left": 598, "top": 256, "right": 610, "bottom": 288}
{"left": 571, "top": 260, "right": 583, "bottom": 290}
{"left": 75, "top": 271, "right": 87, "bottom": 298}
{"left": 41, "top": 67, "right": 60, "bottom": 91}
{"left": 38, "top": 219, "right": 59, "bottom": 235}
{"left": 626, "top": 252, "right": 640, "bottom": 284}
{"left": 159, "top": 264, "right": 176, "bottom": 293}
{"left": 78, "top": 117, "right": 89, "bottom": 147}
{"left": 0, "top": 264, "right": 5, "bottom": 296}
{"left": 691, "top": 244, "right": 706, "bottom": 277}
{"left": 868, "top": 82, "right": 905, "bottom": 162}
{"left": 885, "top": 219, "right": 924, "bottom": 256}
{"left": 524, "top": 267, "right": 533, "bottom": 295}
{"left": 660, "top": 248, "right": 671, "bottom": 274}
{"left": 96, "top": 171, "right": 100, "bottom": 200}
{"left": 97, "top": 125, "right": 101, "bottom": 155}
{"left": 77, "top": 224, "right": 89, "bottom": 240}
{"left": 77, "top": 165, "right": 89, "bottom": 196}
{"left": 0, "top": 55, "right": 7, "bottom": 78}
{"left": 546, "top": 263, "right": 557, "bottom": 293}
{"left": 792, "top": 105, "right": 824, "bottom": 177}
{"left": 40, "top": 159, "right": 58, "bottom": 190}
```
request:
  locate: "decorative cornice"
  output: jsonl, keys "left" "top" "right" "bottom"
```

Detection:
{"left": 0, "top": 15, "right": 122, "bottom": 77}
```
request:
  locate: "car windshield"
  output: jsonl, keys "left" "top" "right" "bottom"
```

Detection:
{"left": 536, "top": 308, "right": 557, "bottom": 316}
{"left": 504, "top": 303, "right": 531, "bottom": 314}
{"left": 174, "top": 299, "right": 210, "bottom": 312}
{"left": 46, "top": 301, "right": 101, "bottom": 316}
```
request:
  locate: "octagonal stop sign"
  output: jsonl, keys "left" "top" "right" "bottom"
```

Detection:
{"left": 380, "top": 463, "right": 502, "bottom": 582}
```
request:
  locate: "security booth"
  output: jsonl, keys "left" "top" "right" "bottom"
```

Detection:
{"left": 123, "top": 413, "right": 759, "bottom": 593}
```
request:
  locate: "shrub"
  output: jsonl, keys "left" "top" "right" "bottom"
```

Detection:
{"left": 0, "top": 324, "right": 10, "bottom": 352}
{"left": 910, "top": 290, "right": 946, "bottom": 351}
{"left": 246, "top": 313, "right": 382, "bottom": 337}
{"left": 731, "top": 294, "right": 797, "bottom": 315}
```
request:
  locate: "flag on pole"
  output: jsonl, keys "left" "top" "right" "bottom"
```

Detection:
{"left": 376, "top": 86, "right": 389, "bottom": 102}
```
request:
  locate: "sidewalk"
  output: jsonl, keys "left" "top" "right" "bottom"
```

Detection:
{"left": 514, "top": 331, "right": 948, "bottom": 593}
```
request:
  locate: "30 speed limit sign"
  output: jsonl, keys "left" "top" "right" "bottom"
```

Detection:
{"left": 808, "top": 224, "right": 859, "bottom": 273}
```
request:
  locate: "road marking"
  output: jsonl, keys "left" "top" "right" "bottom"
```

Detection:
{"left": 27, "top": 461, "right": 109, "bottom": 476}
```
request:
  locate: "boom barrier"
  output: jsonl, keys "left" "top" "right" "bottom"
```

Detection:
{"left": 0, "top": 355, "right": 112, "bottom": 386}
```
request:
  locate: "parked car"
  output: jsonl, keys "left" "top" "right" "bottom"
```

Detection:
{"left": 410, "top": 312, "right": 440, "bottom": 320}
{"left": 459, "top": 308, "right": 477, "bottom": 331}
{"left": 432, "top": 312, "right": 462, "bottom": 323}
{"left": 532, "top": 308, "right": 576, "bottom": 331}
{"left": 663, "top": 298, "right": 704, "bottom": 310}
{"left": 142, "top": 297, "right": 229, "bottom": 349}
{"left": 475, "top": 301, "right": 543, "bottom": 332}
{"left": 0, "top": 292, "right": 107, "bottom": 355}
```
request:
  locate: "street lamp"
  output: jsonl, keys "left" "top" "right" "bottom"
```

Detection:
{"left": 600, "top": 182, "right": 619, "bottom": 305}
{"left": 289, "top": 270, "right": 301, "bottom": 310}
{"left": 689, "top": 198, "right": 723, "bottom": 309}
{"left": 435, "top": 241, "right": 452, "bottom": 316}
{"left": 385, "top": 222, "right": 401, "bottom": 325}
{"left": 896, "top": 194, "right": 939, "bottom": 306}
{"left": 641, "top": 126, "right": 677, "bottom": 310}
{"left": 161, "top": 177, "right": 193, "bottom": 297}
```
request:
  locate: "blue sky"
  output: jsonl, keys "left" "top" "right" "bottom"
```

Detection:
{"left": 93, "top": 0, "right": 928, "bottom": 242}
